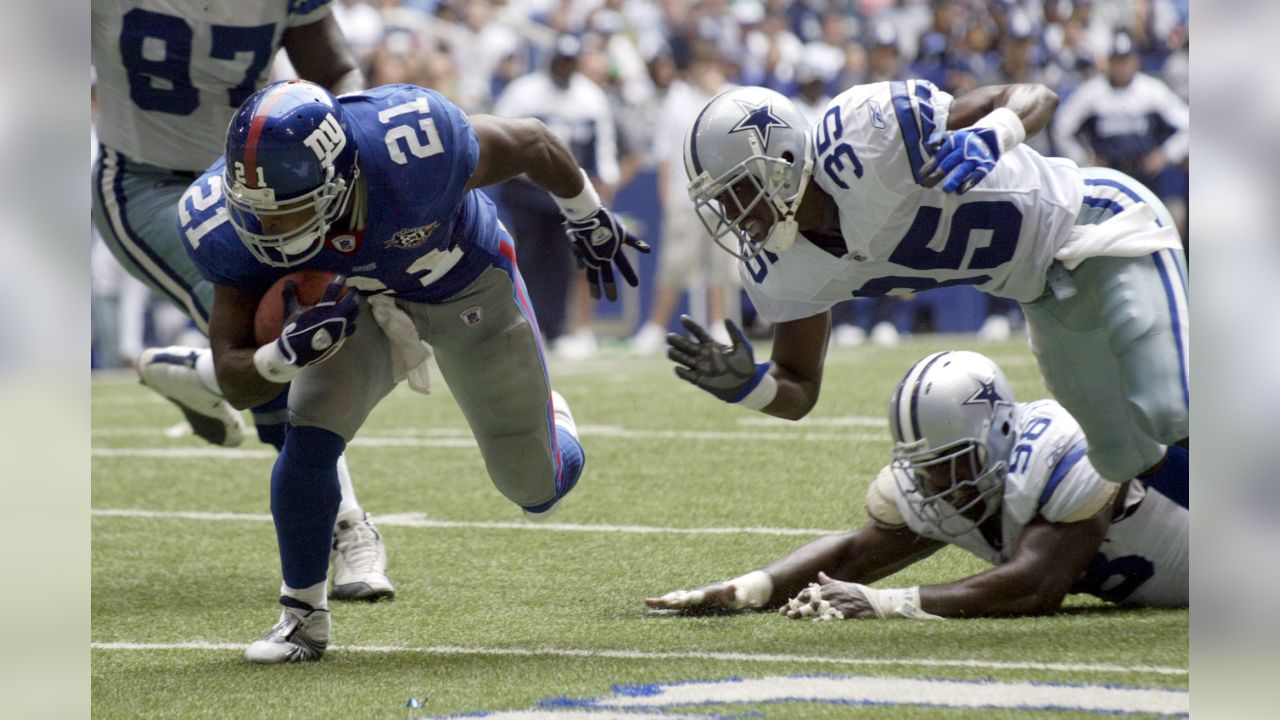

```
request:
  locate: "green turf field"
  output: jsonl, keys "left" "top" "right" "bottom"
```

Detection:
{"left": 91, "top": 337, "right": 1187, "bottom": 718}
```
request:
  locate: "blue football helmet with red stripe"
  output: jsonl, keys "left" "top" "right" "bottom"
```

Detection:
{"left": 224, "top": 80, "right": 359, "bottom": 267}
{"left": 887, "top": 351, "right": 1018, "bottom": 537}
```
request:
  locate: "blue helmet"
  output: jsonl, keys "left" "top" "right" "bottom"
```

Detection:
{"left": 223, "top": 80, "right": 359, "bottom": 267}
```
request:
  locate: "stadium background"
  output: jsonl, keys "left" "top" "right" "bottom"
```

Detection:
{"left": 89, "top": 0, "right": 1191, "bottom": 366}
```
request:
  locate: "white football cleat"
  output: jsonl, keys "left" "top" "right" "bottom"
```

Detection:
{"left": 137, "top": 346, "right": 246, "bottom": 447}
{"left": 831, "top": 324, "right": 867, "bottom": 348}
{"left": 244, "top": 599, "right": 330, "bottom": 664}
{"left": 870, "top": 321, "right": 901, "bottom": 347}
{"left": 330, "top": 512, "right": 395, "bottom": 601}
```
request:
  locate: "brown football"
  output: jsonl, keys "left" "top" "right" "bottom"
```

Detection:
{"left": 254, "top": 269, "right": 349, "bottom": 345}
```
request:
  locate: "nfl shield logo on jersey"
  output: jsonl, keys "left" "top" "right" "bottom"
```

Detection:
{"left": 460, "top": 306, "right": 483, "bottom": 326}
{"left": 330, "top": 233, "right": 360, "bottom": 253}
{"left": 386, "top": 221, "right": 440, "bottom": 249}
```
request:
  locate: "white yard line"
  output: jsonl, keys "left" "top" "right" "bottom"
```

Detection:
{"left": 89, "top": 641, "right": 1186, "bottom": 677}
{"left": 91, "top": 508, "right": 840, "bottom": 537}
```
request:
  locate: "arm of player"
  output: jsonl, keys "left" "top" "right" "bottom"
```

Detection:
{"left": 283, "top": 14, "right": 365, "bottom": 95}
{"left": 917, "top": 511, "right": 1111, "bottom": 617}
{"left": 646, "top": 523, "right": 942, "bottom": 614}
{"left": 465, "top": 114, "right": 650, "bottom": 301}
{"left": 667, "top": 311, "right": 830, "bottom": 420}
{"left": 208, "top": 284, "right": 289, "bottom": 410}
{"left": 921, "top": 83, "right": 1060, "bottom": 194}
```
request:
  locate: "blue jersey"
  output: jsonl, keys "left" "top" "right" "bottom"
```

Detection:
{"left": 178, "top": 84, "right": 505, "bottom": 302}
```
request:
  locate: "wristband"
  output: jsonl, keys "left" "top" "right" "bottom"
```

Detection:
{"left": 727, "top": 570, "right": 774, "bottom": 609}
{"left": 551, "top": 168, "right": 602, "bottom": 221}
{"left": 253, "top": 343, "right": 302, "bottom": 384}
{"left": 734, "top": 363, "right": 778, "bottom": 411}
{"left": 972, "top": 107, "right": 1026, "bottom": 153}
{"left": 856, "top": 584, "right": 943, "bottom": 620}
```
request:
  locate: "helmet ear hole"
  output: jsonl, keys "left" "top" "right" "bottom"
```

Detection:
{"left": 1001, "top": 421, "right": 1011, "bottom": 435}
{"left": 781, "top": 150, "right": 795, "bottom": 164}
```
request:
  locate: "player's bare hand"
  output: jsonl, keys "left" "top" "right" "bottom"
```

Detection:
{"left": 645, "top": 583, "right": 743, "bottom": 615}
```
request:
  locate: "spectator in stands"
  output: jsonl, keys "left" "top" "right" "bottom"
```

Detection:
{"left": 630, "top": 43, "right": 736, "bottom": 355}
{"left": 492, "top": 34, "right": 622, "bottom": 359}
{"left": 1052, "top": 30, "right": 1189, "bottom": 244}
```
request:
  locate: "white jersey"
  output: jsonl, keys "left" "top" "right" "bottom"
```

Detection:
{"left": 492, "top": 72, "right": 620, "bottom": 186}
{"left": 743, "top": 80, "right": 1087, "bottom": 323}
{"left": 92, "top": 0, "right": 332, "bottom": 172}
{"left": 868, "top": 399, "right": 1188, "bottom": 607}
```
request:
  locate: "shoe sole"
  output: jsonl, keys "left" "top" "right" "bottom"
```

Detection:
{"left": 331, "top": 582, "right": 396, "bottom": 602}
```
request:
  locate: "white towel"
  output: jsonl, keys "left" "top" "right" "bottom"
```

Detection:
{"left": 367, "top": 294, "right": 432, "bottom": 395}
{"left": 1055, "top": 203, "right": 1182, "bottom": 270}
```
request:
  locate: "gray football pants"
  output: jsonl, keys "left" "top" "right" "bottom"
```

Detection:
{"left": 1021, "top": 168, "right": 1189, "bottom": 482}
{"left": 287, "top": 266, "right": 567, "bottom": 509}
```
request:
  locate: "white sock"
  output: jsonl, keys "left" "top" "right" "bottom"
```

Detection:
{"left": 550, "top": 390, "right": 578, "bottom": 439}
{"left": 193, "top": 349, "right": 223, "bottom": 396}
{"left": 281, "top": 580, "right": 328, "bottom": 611}
{"left": 335, "top": 454, "right": 363, "bottom": 522}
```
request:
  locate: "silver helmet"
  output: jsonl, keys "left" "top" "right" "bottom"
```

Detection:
{"left": 887, "top": 351, "right": 1019, "bottom": 536}
{"left": 684, "top": 86, "right": 814, "bottom": 260}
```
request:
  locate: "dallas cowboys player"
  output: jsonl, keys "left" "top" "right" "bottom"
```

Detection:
{"left": 181, "top": 80, "right": 646, "bottom": 663}
{"left": 671, "top": 81, "right": 1188, "bottom": 489}
{"left": 91, "top": 1, "right": 394, "bottom": 601}
{"left": 647, "top": 351, "right": 1188, "bottom": 619}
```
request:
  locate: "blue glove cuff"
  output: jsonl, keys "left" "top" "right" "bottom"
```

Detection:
{"left": 730, "top": 362, "right": 778, "bottom": 411}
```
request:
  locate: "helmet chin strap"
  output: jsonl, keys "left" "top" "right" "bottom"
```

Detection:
{"left": 761, "top": 143, "right": 815, "bottom": 254}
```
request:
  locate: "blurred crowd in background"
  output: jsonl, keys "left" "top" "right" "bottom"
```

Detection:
{"left": 91, "top": 0, "right": 1190, "bottom": 368}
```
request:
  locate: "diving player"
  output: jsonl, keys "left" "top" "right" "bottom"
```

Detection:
{"left": 91, "top": 0, "right": 394, "bottom": 601}
{"left": 179, "top": 80, "right": 647, "bottom": 662}
{"left": 672, "top": 81, "right": 1187, "bottom": 489}
{"left": 646, "top": 351, "right": 1188, "bottom": 619}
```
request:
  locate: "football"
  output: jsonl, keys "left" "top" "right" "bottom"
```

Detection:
{"left": 254, "top": 269, "right": 349, "bottom": 345}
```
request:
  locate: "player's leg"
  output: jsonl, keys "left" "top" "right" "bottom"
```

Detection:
{"left": 424, "top": 256, "right": 585, "bottom": 518}
{"left": 244, "top": 299, "right": 397, "bottom": 663}
{"left": 91, "top": 149, "right": 247, "bottom": 445}
{"left": 633, "top": 207, "right": 698, "bottom": 355}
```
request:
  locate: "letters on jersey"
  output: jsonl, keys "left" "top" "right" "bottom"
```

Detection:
{"left": 177, "top": 84, "right": 503, "bottom": 303}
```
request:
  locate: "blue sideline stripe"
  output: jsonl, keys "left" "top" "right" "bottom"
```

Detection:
{"left": 97, "top": 148, "right": 210, "bottom": 325}
{"left": 1039, "top": 439, "right": 1089, "bottom": 508}
{"left": 1153, "top": 250, "right": 1190, "bottom": 408}
{"left": 889, "top": 81, "right": 927, "bottom": 183}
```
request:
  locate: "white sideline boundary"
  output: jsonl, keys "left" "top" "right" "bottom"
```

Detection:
{"left": 92, "top": 508, "right": 841, "bottom": 537}
{"left": 89, "top": 641, "right": 1187, "bottom": 676}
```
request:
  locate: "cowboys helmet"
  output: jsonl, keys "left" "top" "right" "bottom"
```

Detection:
{"left": 684, "top": 86, "right": 813, "bottom": 260}
{"left": 887, "top": 351, "right": 1019, "bottom": 537}
{"left": 223, "top": 80, "right": 360, "bottom": 267}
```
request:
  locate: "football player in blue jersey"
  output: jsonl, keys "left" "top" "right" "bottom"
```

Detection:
{"left": 179, "top": 79, "right": 648, "bottom": 663}
{"left": 647, "top": 351, "right": 1187, "bottom": 620}
{"left": 92, "top": 0, "right": 394, "bottom": 602}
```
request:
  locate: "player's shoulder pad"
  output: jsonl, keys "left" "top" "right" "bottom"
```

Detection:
{"left": 866, "top": 464, "right": 907, "bottom": 529}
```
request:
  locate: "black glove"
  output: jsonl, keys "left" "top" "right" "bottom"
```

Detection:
{"left": 276, "top": 276, "right": 359, "bottom": 368}
{"left": 667, "top": 315, "right": 765, "bottom": 403}
{"left": 564, "top": 206, "right": 651, "bottom": 301}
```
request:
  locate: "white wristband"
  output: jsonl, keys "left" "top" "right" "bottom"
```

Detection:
{"left": 551, "top": 168, "right": 602, "bottom": 221}
{"left": 253, "top": 343, "right": 301, "bottom": 384}
{"left": 727, "top": 570, "right": 774, "bottom": 609}
{"left": 856, "top": 584, "right": 943, "bottom": 620}
{"left": 973, "top": 107, "right": 1026, "bottom": 153}
{"left": 735, "top": 366, "right": 778, "bottom": 411}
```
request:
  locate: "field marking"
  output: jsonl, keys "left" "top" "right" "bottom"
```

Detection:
{"left": 90, "top": 642, "right": 1186, "bottom": 677}
{"left": 91, "top": 508, "right": 840, "bottom": 537}
{"left": 91, "top": 425, "right": 887, "bottom": 446}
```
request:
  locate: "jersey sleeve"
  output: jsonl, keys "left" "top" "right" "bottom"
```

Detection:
{"left": 739, "top": 264, "right": 835, "bottom": 324}
{"left": 428, "top": 90, "right": 481, "bottom": 205}
{"left": 286, "top": 0, "right": 334, "bottom": 28}
{"left": 865, "top": 465, "right": 907, "bottom": 529}
{"left": 177, "top": 163, "right": 276, "bottom": 294}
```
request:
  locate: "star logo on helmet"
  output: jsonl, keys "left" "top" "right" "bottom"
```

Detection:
{"left": 729, "top": 100, "right": 790, "bottom": 148}
{"left": 963, "top": 380, "right": 1003, "bottom": 411}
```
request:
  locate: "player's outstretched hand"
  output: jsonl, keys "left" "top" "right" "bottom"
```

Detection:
{"left": 645, "top": 583, "right": 747, "bottom": 615}
{"left": 920, "top": 126, "right": 1002, "bottom": 194}
{"left": 277, "top": 275, "right": 359, "bottom": 369}
{"left": 565, "top": 206, "right": 651, "bottom": 302}
{"left": 667, "top": 316, "right": 760, "bottom": 403}
{"left": 780, "top": 572, "right": 876, "bottom": 621}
